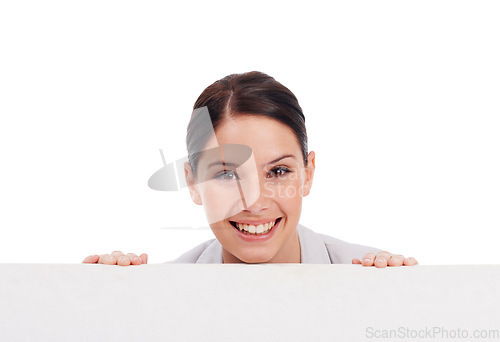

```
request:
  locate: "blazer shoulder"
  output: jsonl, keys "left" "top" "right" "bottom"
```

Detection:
{"left": 316, "top": 232, "right": 383, "bottom": 264}
{"left": 164, "top": 238, "right": 216, "bottom": 264}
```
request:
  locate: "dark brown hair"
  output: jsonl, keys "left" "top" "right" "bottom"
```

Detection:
{"left": 186, "top": 71, "right": 307, "bottom": 175}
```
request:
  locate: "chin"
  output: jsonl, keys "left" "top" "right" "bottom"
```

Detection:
{"left": 237, "top": 249, "right": 275, "bottom": 264}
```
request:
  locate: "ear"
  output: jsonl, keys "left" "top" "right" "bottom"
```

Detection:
{"left": 184, "top": 162, "right": 202, "bottom": 205}
{"left": 301, "top": 151, "right": 316, "bottom": 197}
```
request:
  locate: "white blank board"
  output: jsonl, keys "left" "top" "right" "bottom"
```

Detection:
{"left": 1, "top": 264, "right": 499, "bottom": 341}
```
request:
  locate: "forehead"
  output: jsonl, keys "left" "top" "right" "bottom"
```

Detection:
{"left": 203, "top": 115, "right": 301, "bottom": 162}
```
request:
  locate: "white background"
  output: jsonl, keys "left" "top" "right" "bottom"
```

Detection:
{"left": 0, "top": 1, "right": 498, "bottom": 264}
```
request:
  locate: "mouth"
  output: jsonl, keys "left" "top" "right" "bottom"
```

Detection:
{"left": 229, "top": 218, "right": 282, "bottom": 236}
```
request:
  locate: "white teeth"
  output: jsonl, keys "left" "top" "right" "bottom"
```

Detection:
{"left": 235, "top": 220, "right": 277, "bottom": 235}
{"left": 256, "top": 224, "right": 264, "bottom": 234}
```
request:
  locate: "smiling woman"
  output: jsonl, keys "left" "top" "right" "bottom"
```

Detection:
{"left": 83, "top": 71, "right": 418, "bottom": 267}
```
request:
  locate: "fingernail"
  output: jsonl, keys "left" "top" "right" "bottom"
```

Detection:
{"left": 377, "top": 258, "right": 386, "bottom": 263}
{"left": 132, "top": 257, "right": 140, "bottom": 262}
{"left": 363, "top": 258, "right": 371, "bottom": 262}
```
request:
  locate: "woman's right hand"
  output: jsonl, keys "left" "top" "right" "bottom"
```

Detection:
{"left": 82, "top": 251, "right": 148, "bottom": 266}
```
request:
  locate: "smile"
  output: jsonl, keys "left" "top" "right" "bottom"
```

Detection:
{"left": 230, "top": 218, "right": 282, "bottom": 235}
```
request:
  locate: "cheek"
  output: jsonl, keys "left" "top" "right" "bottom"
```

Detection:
{"left": 198, "top": 181, "right": 245, "bottom": 224}
{"left": 265, "top": 178, "right": 304, "bottom": 211}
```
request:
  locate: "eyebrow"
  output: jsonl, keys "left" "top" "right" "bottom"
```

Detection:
{"left": 206, "top": 154, "right": 297, "bottom": 169}
{"left": 266, "top": 154, "right": 296, "bottom": 165}
{"left": 207, "top": 161, "right": 238, "bottom": 169}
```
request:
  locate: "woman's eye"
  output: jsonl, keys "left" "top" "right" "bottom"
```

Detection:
{"left": 215, "top": 170, "right": 239, "bottom": 180}
{"left": 268, "top": 166, "right": 291, "bottom": 178}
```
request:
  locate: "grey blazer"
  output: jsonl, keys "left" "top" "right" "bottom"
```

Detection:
{"left": 166, "top": 224, "right": 383, "bottom": 264}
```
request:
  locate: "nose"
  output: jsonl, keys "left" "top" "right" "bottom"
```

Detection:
{"left": 240, "top": 175, "right": 271, "bottom": 214}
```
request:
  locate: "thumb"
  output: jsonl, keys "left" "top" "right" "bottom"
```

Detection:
{"left": 140, "top": 253, "right": 148, "bottom": 264}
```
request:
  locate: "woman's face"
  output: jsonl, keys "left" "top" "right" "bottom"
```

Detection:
{"left": 185, "top": 115, "right": 315, "bottom": 263}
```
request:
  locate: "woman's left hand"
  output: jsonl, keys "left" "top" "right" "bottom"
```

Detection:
{"left": 352, "top": 251, "right": 418, "bottom": 267}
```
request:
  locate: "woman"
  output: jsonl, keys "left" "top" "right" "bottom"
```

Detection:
{"left": 83, "top": 71, "right": 418, "bottom": 267}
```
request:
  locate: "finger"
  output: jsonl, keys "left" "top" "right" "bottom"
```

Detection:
{"left": 387, "top": 254, "right": 405, "bottom": 267}
{"left": 130, "top": 255, "right": 142, "bottom": 265}
{"left": 403, "top": 257, "right": 418, "bottom": 266}
{"left": 111, "top": 251, "right": 125, "bottom": 259}
{"left": 117, "top": 255, "right": 131, "bottom": 266}
{"left": 374, "top": 251, "right": 391, "bottom": 268}
{"left": 98, "top": 254, "right": 117, "bottom": 265}
{"left": 352, "top": 258, "right": 361, "bottom": 264}
{"left": 124, "top": 253, "right": 141, "bottom": 265}
{"left": 361, "top": 253, "right": 376, "bottom": 266}
{"left": 140, "top": 253, "right": 148, "bottom": 264}
{"left": 97, "top": 254, "right": 106, "bottom": 264}
{"left": 82, "top": 255, "right": 99, "bottom": 263}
